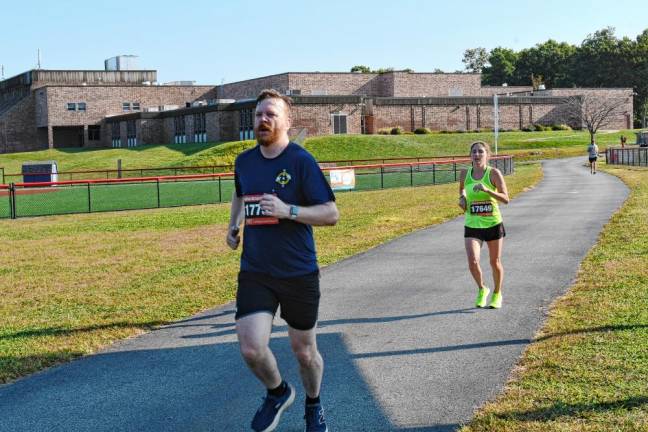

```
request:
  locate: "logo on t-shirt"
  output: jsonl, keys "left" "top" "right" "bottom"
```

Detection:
{"left": 275, "top": 169, "right": 292, "bottom": 188}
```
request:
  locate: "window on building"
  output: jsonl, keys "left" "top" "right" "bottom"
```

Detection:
{"left": 67, "top": 103, "right": 76, "bottom": 111}
{"left": 449, "top": 87, "right": 463, "bottom": 97}
{"left": 111, "top": 123, "right": 121, "bottom": 148}
{"left": 132, "top": 102, "right": 140, "bottom": 111}
{"left": 332, "top": 113, "right": 347, "bottom": 134}
{"left": 193, "top": 113, "right": 207, "bottom": 143}
{"left": 122, "top": 102, "right": 131, "bottom": 112}
{"left": 174, "top": 116, "right": 186, "bottom": 144}
{"left": 239, "top": 108, "right": 254, "bottom": 140}
{"left": 88, "top": 125, "right": 101, "bottom": 140}
{"left": 126, "top": 120, "right": 137, "bottom": 147}
{"left": 77, "top": 102, "right": 86, "bottom": 112}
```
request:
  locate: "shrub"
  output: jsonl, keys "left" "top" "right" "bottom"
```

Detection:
{"left": 551, "top": 124, "right": 572, "bottom": 131}
{"left": 414, "top": 127, "right": 432, "bottom": 134}
{"left": 390, "top": 127, "right": 403, "bottom": 135}
{"left": 521, "top": 126, "right": 533, "bottom": 132}
{"left": 533, "top": 124, "right": 552, "bottom": 132}
{"left": 377, "top": 128, "right": 391, "bottom": 135}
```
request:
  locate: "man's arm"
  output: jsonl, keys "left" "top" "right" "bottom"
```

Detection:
{"left": 259, "top": 194, "right": 339, "bottom": 226}
{"left": 226, "top": 191, "right": 244, "bottom": 249}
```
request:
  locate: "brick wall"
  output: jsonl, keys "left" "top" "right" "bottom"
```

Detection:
{"left": 0, "top": 95, "right": 40, "bottom": 153}
{"left": 140, "top": 118, "right": 164, "bottom": 145}
{"left": 291, "top": 103, "right": 363, "bottom": 136}
{"left": 288, "top": 73, "right": 382, "bottom": 96}
{"left": 392, "top": 73, "right": 482, "bottom": 97}
{"left": 45, "top": 85, "right": 217, "bottom": 127}
{"left": 218, "top": 74, "right": 289, "bottom": 100}
{"left": 543, "top": 88, "right": 633, "bottom": 129}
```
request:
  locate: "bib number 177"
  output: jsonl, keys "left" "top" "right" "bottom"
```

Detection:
{"left": 243, "top": 194, "right": 279, "bottom": 225}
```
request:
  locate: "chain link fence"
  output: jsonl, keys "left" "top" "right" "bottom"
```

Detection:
{"left": 0, "top": 156, "right": 513, "bottom": 219}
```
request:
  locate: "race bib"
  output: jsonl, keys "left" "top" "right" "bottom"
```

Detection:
{"left": 470, "top": 201, "right": 493, "bottom": 216}
{"left": 243, "top": 194, "right": 279, "bottom": 225}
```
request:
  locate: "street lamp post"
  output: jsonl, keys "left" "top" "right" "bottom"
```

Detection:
{"left": 493, "top": 94, "right": 499, "bottom": 155}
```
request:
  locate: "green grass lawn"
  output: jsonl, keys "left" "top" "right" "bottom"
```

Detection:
{"left": 0, "top": 129, "right": 638, "bottom": 180}
{"left": 461, "top": 164, "right": 648, "bottom": 432}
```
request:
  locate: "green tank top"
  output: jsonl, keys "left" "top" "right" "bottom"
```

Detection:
{"left": 464, "top": 166, "right": 503, "bottom": 228}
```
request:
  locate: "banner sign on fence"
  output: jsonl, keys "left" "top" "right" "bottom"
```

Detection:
{"left": 329, "top": 168, "right": 355, "bottom": 191}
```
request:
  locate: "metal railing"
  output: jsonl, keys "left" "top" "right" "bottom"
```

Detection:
{"left": 606, "top": 147, "right": 648, "bottom": 167}
{"left": 0, "top": 155, "right": 474, "bottom": 183}
{"left": 0, "top": 156, "right": 513, "bottom": 219}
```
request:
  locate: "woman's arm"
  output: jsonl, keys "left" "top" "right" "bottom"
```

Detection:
{"left": 473, "top": 168, "right": 509, "bottom": 204}
{"left": 458, "top": 169, "right": 467, "bottom": 211}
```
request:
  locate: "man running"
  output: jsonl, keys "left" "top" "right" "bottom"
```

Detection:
{"left": 226, "top": 89, "right": 338, "bottom": 432}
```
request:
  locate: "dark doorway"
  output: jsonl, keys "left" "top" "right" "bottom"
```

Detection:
{"left": 52, "top": 126, "right": 84, "bottom": 148}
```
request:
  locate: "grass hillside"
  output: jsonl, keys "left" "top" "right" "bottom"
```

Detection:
{"left": 0, "top": 129, "right": 638, "bottom": 178}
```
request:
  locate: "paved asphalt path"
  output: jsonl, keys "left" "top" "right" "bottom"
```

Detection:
{"left": 0, "top": 157, "right": 628, "bottom": 431}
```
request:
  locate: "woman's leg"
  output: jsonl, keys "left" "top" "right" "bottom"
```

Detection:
{"left": 464, "top": 237, "right": 484, "bottom": 289}
{"left": 486, "top": 238, "right": 504, "bottom": 294}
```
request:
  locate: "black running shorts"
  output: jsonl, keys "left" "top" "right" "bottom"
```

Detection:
{"left": 235, "top": 270, "right": 321, "bottom": 330}
{"left": 589, "top": 156, "right": 598, "bottom": 162}
{"left": 464, "top": 222, "right": 506, "bottom": 242}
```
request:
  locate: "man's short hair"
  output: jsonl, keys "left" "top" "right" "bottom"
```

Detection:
{"left": 256, "top": 89, "right": 293, "bottom": 112}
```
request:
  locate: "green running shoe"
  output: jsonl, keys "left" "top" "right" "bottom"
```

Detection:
{"left": 475, "top": 286, "right": 490, "bottom": 308}
{"left": 489, "top": 292, "right": 502, "bottom": 309}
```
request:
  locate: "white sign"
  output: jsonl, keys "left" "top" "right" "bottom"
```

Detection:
{"left": 329, "top": 169, "right": 355, "bottom": 191}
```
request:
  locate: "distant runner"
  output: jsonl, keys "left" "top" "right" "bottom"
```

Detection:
{"left": 588, "top": 140, "right": 599, "bottom": 174}
{"left": 458, "top": 141, "right": 510, "bottom": 309}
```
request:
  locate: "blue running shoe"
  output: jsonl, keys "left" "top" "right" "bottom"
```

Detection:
{"left": 304, "top": 403, "right": 328, "bottom": 432}
{"left": 251, "top": 383, "right": 295, "bottom": 432}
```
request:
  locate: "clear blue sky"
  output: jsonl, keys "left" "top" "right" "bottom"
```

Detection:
{"left": 1, "top": 0, "right": 646, "bottom": 85}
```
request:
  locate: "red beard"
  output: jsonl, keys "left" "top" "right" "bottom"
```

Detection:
{"left": 255, "top": 124, "right": 280, "bottom": 146}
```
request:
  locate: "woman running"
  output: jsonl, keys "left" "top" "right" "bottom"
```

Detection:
{"left": 458, "top": 141, "right": 510, "bottom": 308}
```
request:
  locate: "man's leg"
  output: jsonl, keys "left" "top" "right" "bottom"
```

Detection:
{"left": 288, "top": 326, "right": 323, "bottom": 398}
{"left": 289, "top": 325, "right": 328, "bottom": 431}
{"left": 236, "top": 312, "right": 282, "bottom": 389}
{"left": 238, "top": 312, "right": 295, "bottom": 432}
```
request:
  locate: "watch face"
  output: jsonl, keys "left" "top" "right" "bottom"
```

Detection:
{"left": 290, "top": 206, "right": 298, "bottom": 217}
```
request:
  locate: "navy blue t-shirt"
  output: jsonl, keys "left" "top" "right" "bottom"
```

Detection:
{"left": 234, "top": 142, "right": 335, "bottom": 278}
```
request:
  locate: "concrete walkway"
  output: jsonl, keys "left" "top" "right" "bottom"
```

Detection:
{"left": 0, "top": 157, "right": 628, "bottom": 431}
